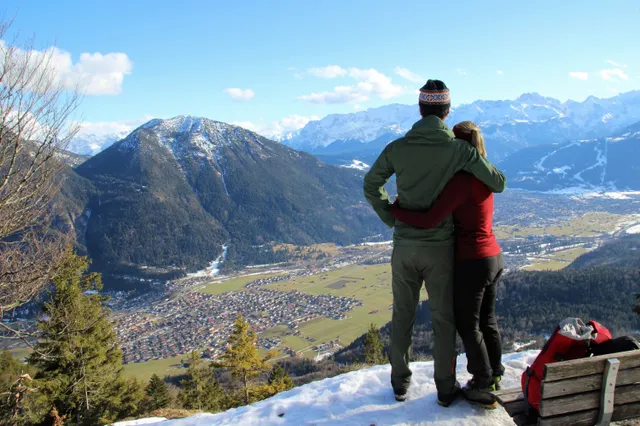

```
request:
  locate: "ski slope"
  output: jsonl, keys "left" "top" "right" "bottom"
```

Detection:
{"left": 114, "top": 350, "right": 539, "bottom": 426}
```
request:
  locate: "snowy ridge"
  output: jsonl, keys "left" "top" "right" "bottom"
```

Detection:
{"left": 284, "top": 90, "right": 640, "bottom": 162}
{"left": 114, "top": 350, "right": 539, "bottom": 426}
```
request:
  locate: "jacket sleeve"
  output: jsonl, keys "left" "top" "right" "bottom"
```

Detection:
{"left": 390, "top": 174, "right": 467, "bottom": 228}
{"left": 461, "top": 147, "right": 507, "bottom": 193}
{"left": 363, "top": 144, "right": 395, "bottom": 228}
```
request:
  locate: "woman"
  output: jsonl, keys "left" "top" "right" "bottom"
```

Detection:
{"left": 390, "top": 121, "right": 504, "bottom": 410}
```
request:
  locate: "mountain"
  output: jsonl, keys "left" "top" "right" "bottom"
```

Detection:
{"left": 498, "top": 122, "right": 640, "bottom": 191}
{"left": 71, "top": 116, "right": 387, "bottom": 278}
{"left": 67, "top": 131, "right": 129, "bottom": 156}
{"left": 113, "top": 350, "right": 539, "bottom": 426}
{"left": 283, "top": 91, "right": 640, "bottom": 166}
{"left": 568, "top": 234, "right": 640, "bottom": 269}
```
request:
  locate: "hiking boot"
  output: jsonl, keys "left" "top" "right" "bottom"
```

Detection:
{"left": 394, "top": 388, "right": 408, "bottom": 402}
{"left": 463, "top": 379, "right": 498, "bottom": 409}
{"left": 490, "top": 375, "right": 502, "bottom": 392}
{"left": 437, "top": 381, "right": 462, "bottom": 407}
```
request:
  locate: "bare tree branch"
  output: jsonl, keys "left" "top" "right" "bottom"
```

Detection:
{"left": 0, "top": 18, "right": 82, "bottom": 337}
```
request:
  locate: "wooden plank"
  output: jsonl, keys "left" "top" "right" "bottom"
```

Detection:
{"left": 543, "top": 350, "right": 640, "bottom": 382}
{"left": 538, "top": 401, "right": 640, "bottom": 426}
{"left": 504, "top": 400, "right": 529, "bottom": 417}
{"left": 539, "top": 383, "right": 640, "bottom": 417}
{"left": 494, "top": 387, "right": 525, "bottom": 405}
{"left": 541, "top": 366, "right": 640, "bottom": 399}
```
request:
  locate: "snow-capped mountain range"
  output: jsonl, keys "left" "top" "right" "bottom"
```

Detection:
{"left": 283, "top": 90, "right": 640, "bottom": 165}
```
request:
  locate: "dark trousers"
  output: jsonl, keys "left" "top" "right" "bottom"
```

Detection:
{"left": 454, "top": 253, "right": 505, "bottom": 388}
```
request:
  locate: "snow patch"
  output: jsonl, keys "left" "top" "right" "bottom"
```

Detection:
{"left": 119, "top": 350, "right": 540, "bottom": 426}
{"left": 340, "top": 160, "right": 370, "bottom": 171}
{"left": 627, "top": 224, "right": 640, "bottom": 234}
{"left": 188, "top": 244, "right": 229, "bottom": 277}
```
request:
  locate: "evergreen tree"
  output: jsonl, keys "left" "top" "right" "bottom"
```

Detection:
{"left": 146, "top": 374, "right": 172, "bottom": 411}
{"left": 215, "top": 314, "right": 274, "bottom": 405}
{"left": 28, "top": 248, "right": 134, "bottom": 425}
{"left": 363, "top": 323, "right": 384, "bottom": 364}
{"left": 267, "top": 364, "right": 295, "bottom": 393}
{"left": 178, "top": 351, "right": 224, "bottom": 412}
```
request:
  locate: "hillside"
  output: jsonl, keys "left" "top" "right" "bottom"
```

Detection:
{"left": 568, "top": 234, "right": 640, "bottom": 269}
{"left": 497, "top": 122, "right": 640, "bottom": 191}
{"left": 69, "top": 116, "right": 387, "bottom": 280}
{"left": 113, "top": 350, "right": 539, "bottom": 426}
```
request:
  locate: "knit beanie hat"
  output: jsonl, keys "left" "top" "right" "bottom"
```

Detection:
{"left": 419, "top": 79, "right": 450, "bottom": 106}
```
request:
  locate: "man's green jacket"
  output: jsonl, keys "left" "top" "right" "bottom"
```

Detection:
{"left": 363, "top": 115, "right": 506, "bottom": 246}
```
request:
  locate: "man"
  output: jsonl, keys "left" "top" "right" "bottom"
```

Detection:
{"left": 363, "top": 79, "right": 506, "bottom": 406}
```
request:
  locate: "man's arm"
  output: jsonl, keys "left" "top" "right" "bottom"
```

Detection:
{"left": 461, "top": 146, "right": 507, "bottom": 193}
{"left": 363, "top": 144, "right": 395, "bottom": 228}
{"left": 390, "top": 174, "right": 468, "bottom": 228}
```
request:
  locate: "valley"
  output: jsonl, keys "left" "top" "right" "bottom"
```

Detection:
{"left": 100, "top": 192, "right": 640, "bottom": 380}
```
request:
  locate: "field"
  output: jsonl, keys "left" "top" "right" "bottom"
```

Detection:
{"left": 494, "top": 212, "right": 632, "bottom": 239}
{"left": 262, "top": 264, "right": 427, "bottom": 358}
{"left": 194, "top": 272, "right": 287, "bottom": 295}
{"left": 123, "top": 354, "right": 187, "bottom": 382}
{"left": 522, "top": 247, "right": 589, "bottom": 271}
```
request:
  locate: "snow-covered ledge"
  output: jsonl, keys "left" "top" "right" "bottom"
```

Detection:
{"left": 113, "top": 350, "right": 540, "bottom": 426}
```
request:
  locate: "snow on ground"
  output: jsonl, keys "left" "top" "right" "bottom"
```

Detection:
{"left": 360, "top": 240, "right": 394, "bottom": 246}
{"left": 187, "top": 244, "right": 229, "bottom": 278}
{"left": 628, "top": 224, "right": 640, "bottom": 234}
{"left": 113, "top": 418, "right": 168, "bottom": 426}
{"left": 114, "top": 351, "right": 539, "bottom": 426}
{"left": 340, "top": 159, "right": 370, "bottom": 171}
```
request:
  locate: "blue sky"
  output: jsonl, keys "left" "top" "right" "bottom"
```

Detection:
{"left": 3, "top": 0, "right": 639, "bottom": 136}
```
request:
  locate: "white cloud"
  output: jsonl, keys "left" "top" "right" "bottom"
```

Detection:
{"left": 232, "top": 114, "right": 320, "bottom": 139}
{"left": 600, "top": 68, "right": 629, "bottom": 81}
{"left": 299, "top": 67, "right": 403, "bottom": 105}
{"left": 496, "top": 70, "right": 504, "bottom": 76}
{"left": 74, "top": 115, "right": 153, "bottom": 135}
{"left": 0, "top": 40, "right": 133, "bottom": 95}
{"left": 394, "top": 67, "right": 424, "bottom": 83}
{"left": 308, "top": 65, "right": 347, "bottom": 79}
{"left": 608, "top": 87, "right": 620, "bottom": 94}
{"left": 606, "top": 59, "right": 628, "bottom": 68}
{"left": 569, "top": 72, "right": 589, "bottom": 81}
{"left": 353, "top": 104, "right": 362, "bottom": 111}
{"left": 223, "top": 88, "right": 256, "bottom": 101}
{"left": 456, "top": 68, "right": 468, "bottom": 76}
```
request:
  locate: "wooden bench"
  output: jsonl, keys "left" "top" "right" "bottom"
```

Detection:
{"left": 493, "top": 350, "right": 640, "bottom": 426}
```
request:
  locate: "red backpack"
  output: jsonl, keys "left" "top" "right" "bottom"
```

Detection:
{"left": 522, "top": 318, "right": 612, "bottom": 411}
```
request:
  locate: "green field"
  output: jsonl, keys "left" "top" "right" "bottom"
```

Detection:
{"left": 495, "top": 212, "right": 630, "bottom": 239}
{"left": 523, "top": 247, "right": 589, "bottom": 271}
{"left": 194, "top": 272, "right": 287, "bottom": 295}
{"left": 262, "top": 264, "right": 427, "bottom": 357}
{"left": 123, "top": 354, "right": 187, "bottom": 382}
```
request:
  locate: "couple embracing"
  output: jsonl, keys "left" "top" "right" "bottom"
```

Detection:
{"left": 363, "top": 79, "right": 507, "bottom": 409}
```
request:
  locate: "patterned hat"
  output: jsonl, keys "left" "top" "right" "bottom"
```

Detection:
{"left": 419, "top": 79, "right": 450, "bottom": 105}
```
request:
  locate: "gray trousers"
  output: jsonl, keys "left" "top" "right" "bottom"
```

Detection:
{"left": 389, "top": 245, "right": 457, "bottom": 395}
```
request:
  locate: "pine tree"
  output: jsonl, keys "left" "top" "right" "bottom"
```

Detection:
{"left": 178, "top": 351, "right": 224, "bottom": 412}
{"left": 363, "top": 323, "right": 385, "bottom": 365}
{"left": 267, "top": 364, "right": 295, "bottom": 393}
{"left": 215, "top": 314, "right": 274, "bottom": 405}
{"left": 28, "top": 248, "right": 133, "bottom": 425}
{"left": 146, "top": 374, "right": 172, "bottom": 411}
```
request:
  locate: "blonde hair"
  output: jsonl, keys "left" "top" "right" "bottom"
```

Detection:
{"left": 453, "top": 121, "right": 487, "bottom": 158}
